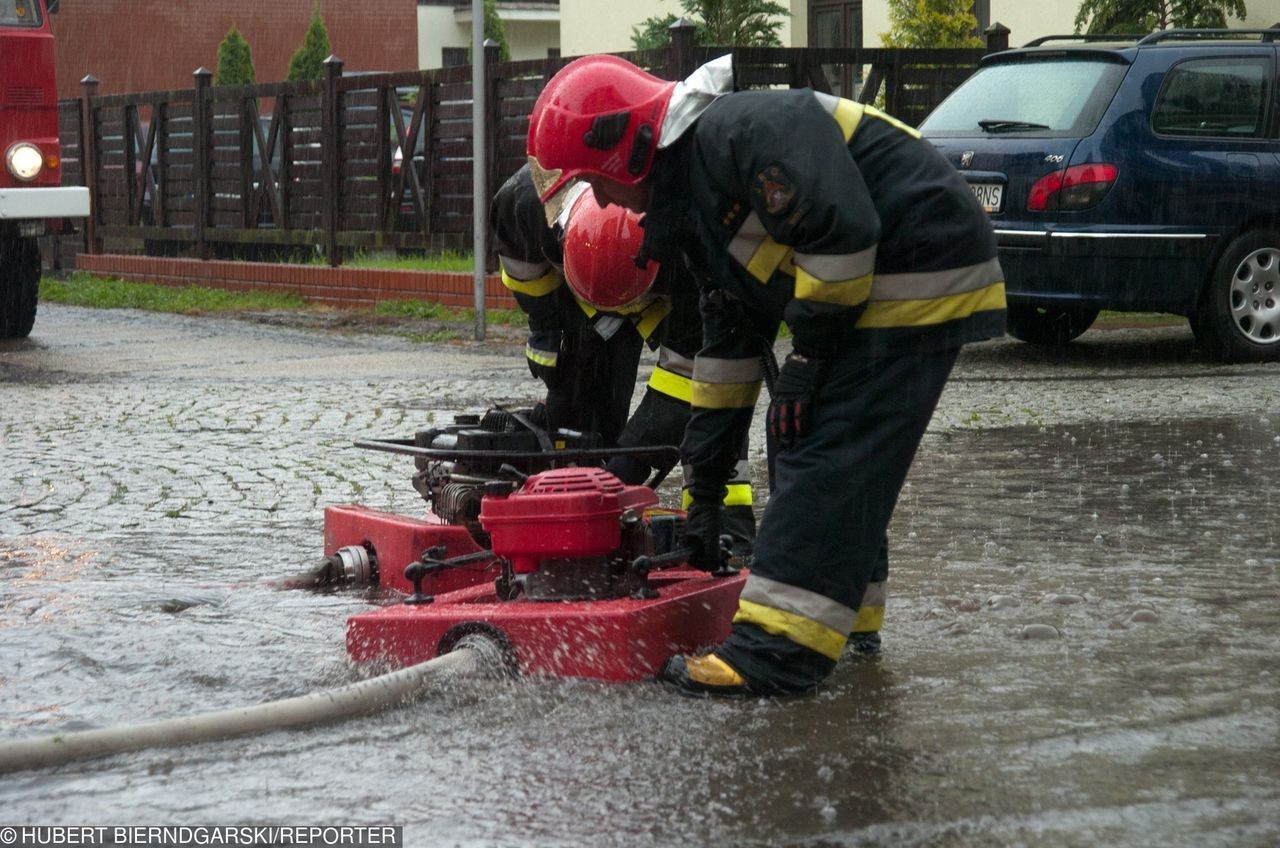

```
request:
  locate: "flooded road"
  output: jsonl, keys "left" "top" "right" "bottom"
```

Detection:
{"left": 2, "top": 304, "right": 1277, "bottom": 846}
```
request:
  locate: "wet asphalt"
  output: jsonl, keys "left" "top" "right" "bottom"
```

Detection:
{"left": 1, "top": 303, "right": 1277, "bottom": 847}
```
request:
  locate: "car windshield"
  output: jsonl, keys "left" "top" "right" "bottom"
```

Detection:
{"left": 0, "top": 0, "right": 42, "bottom": 27}
{"left": 920, "top": 57, "right": 1128, "bottom": 137}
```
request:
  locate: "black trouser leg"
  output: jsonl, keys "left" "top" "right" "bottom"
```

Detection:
{"left": 717, "top": 346, "right": 959, "bottom": 691}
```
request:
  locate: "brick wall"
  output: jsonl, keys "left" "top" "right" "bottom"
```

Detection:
{"left": 53, "top": 0, "right": 418, "bottom": 100}
{"left": 75, "top": 255, "right": 515, "bottom": 312}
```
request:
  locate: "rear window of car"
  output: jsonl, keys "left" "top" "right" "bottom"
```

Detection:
{"left": 920, "top": 57, "right": 1128, "bottom": 138}
{"left": 1152, "top": 56, "right": 1272, "bottom": 138}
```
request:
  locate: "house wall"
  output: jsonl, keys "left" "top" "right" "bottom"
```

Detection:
{"left": 50, "top": 0, "right": 418, "bottom": 100}
{"left": 417, "top": 2, "right": 560, "bottom": 69}
{"left": 562, "top": 0, "right": 1274, "bottom": 58}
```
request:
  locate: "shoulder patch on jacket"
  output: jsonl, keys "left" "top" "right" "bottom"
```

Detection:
{"left": 753, "top": 164, "right": 795, "bottom": 217}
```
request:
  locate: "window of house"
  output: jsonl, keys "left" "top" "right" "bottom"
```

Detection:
{"left": 809, "top": 0, "right": 862, "bottom": 98}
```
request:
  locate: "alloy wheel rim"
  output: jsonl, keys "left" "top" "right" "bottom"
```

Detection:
{"left": 1229, "top": 246, "right": 1280, "bottom": 345}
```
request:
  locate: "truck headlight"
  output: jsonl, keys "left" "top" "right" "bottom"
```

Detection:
{"left": 5, "top": 142, "right": 44, "bottom": 181}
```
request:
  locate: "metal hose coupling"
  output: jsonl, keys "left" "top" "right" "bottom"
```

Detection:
{"left": 326, "top": 544, "right": 377, "bottom": 584}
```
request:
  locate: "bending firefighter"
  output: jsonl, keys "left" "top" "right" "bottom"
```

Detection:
{"left": 491, "top": 164, "right": 754, "bottom": 555}
{"left": 527, "top": 55, "right": 1007, "bottom": 695}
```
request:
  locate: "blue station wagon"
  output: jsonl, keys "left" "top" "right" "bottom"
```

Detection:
{"left": 920, "top": 28, "right": 1280, "bottom": 362}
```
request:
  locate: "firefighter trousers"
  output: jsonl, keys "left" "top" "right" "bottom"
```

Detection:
{"left": 718, "top": 345, "right": 959, "bottom": 692}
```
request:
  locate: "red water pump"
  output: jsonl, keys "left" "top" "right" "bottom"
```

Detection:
{"left": 341, "top": 466, "right": 745, "bottom": 682}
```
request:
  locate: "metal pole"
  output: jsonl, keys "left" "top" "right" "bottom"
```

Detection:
{"left": 470, "top": 0, "right": 487, "bottom": 341}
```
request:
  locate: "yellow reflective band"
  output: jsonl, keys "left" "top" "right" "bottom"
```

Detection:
{"left": 746, "top": 237, "right": 794, "bottom": 284}
{"left": 857, "top": 281, "right": 1006, "bottom": 329}
{"left": 734, "top": 598, "right": 846, "bottom": 661}
{"left": 648, "top": 366, "right": 693, "bottom": 402}
{"left": 852, "top": 605, "right": 885, "bottom": 634}
{"left": 576, "top": 299, "right": 598, "bottom": 319}
{"left": 691, "top": 380, "right": 761, "bottom": 410}
{"left": 502, "top": 268, "right": 562, "bottom": 297}
{"left": 634, "top": 298, "right": 672, "bottom": 339}
{"left": 685, "top": 484, "right": 751, "bottom": 508}
{"left": 865, "top": 104, "right": 922, "bottom": 139}
{"left": 526, "top": 346, "right": 558, "bottom": 368}
{"left": 724, "top": 482, "right": 753, "bottom": 507}
{"left": 794, "top": 266, "right": 873, "bottom": 306}
{"left": 832, "top": 98, "right": 865, "bottom": 141}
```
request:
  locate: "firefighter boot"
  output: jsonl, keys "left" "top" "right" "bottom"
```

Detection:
{"left": 846, "top": 631, "right": 881, "bottom": 656}
{"left": 658, "top": 653, "right": 753, "bottom": 698}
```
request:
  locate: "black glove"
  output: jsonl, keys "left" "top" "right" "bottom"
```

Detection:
{"left": 604, "top": 454, "right": 651, "bottom": 485}
{"left": 681, "top": 486, "right": 725, "bottom": 572}
{"left": 766, "top": 350, "right": 828, "bottom": 449}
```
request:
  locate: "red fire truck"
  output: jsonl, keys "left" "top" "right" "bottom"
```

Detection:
{"left": 1, "top": 0, "right": 88, "bottom": 338}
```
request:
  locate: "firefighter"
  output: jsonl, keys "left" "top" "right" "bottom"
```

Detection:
{"left": 526, "top": 54, "right": 1007, "bottom": 696}
{"left": 491, "top": 164, "right": 755, "bottom": 553}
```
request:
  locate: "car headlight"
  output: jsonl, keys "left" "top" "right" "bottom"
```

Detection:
{"left": 5, "top": 142, "right": 44, "bottom": 182}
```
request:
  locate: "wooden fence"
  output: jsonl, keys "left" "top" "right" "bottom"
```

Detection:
{"left": 54, "top": 24, "right": 1009, "bottom": 271}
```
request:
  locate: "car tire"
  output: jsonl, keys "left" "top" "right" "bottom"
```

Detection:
{"left": 1194, "top": 230, "right": 1280, "bottom": 363}
{"left": 0, "top": 236, "right": 41, "bottom": 339}
{"left": 1005, "top": 303, "right": 1099, "bottom": 346}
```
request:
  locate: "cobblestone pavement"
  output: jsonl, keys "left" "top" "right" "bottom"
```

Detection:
{"left": 1, "top": 304, "right": 1277, "bottom": 845}
{"left": 4, "top": 305, "right": 1272, "bottom": 551}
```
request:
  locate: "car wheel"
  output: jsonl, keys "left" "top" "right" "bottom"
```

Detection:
{"left": 1005, "top": 303, "right": 1099, "bottom": 346}
{"left": 1195, "top": 230, "right": 1280, "bottom": 363}
{"left": 0, "top": 236, "right": 41, "bottom": 339}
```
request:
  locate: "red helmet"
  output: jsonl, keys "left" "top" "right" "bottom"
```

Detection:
{"left": 562, "top": 187, "right": 660, "bottom": 309}
{"left": 527, "top": 55, "right": 677, "bottom": 207}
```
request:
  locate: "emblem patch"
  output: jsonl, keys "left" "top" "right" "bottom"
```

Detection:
{"left": 753, "top": 164, "right": 796, "bottom": 216}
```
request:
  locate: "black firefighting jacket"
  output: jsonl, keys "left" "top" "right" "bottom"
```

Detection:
{"left": 640, "top": 88, "right": 1008, "bottom": 487}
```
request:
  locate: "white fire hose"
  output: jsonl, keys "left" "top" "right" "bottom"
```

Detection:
{"left": 0, "top": 637, "right": 502, "bottom": 774}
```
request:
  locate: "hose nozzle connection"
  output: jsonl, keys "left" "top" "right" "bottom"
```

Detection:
{"left": 265, "top": 545, "right": 377, "bottom": 591}
{"left": 328, "top": 545, "right": 376, "bottom": 584}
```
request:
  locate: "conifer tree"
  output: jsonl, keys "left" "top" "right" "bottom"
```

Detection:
{"left": 288, "top": 5, "right": 332, "bottom": 82}
{"left": 483, "top": 0, "right": 512, "bottom": 62}
{"left": 215, "top": 26, "right": 256, "bottom": 87}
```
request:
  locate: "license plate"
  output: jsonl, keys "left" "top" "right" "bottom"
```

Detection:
{"left": 969, "top": 181, "right": 1004, "bottom": 214}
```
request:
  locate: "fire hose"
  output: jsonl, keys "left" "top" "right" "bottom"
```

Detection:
{"left": 0, "top": 634, "right": 506, "bottom": 775}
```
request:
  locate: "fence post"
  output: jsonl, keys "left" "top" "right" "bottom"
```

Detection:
{"left": 984, "top": 23, "right": 1011, "bottom": 54}
{"left": 323, "top": 54, "right": 344, "bottom": 268}
{"left": 78, "top": 74, "right": 100, "bottom": 256}
{"left": 192, "top": 66, "right": 212, "bottom": 261}
{"left": 669, "top": 18, "right": 698, "bottom": 80}
{"left": 483, "top": 39, "right": 500, "bottom": 271}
